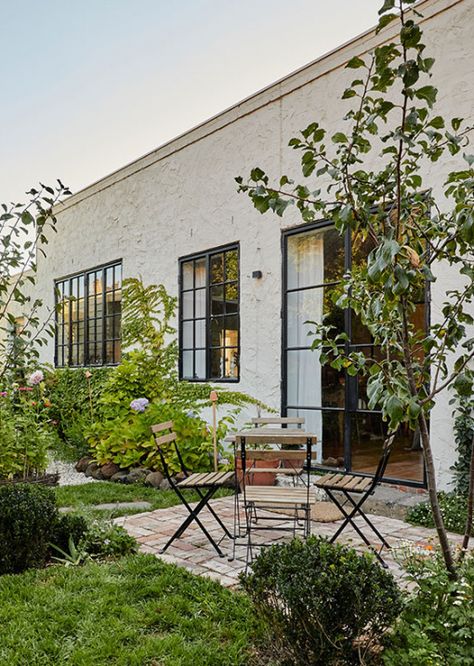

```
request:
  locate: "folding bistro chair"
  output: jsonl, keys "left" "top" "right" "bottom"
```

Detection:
{"left": 236, "top": 427, "right": 317, "bottom": 564}
{"left": 151, "top": 421, "right": 235, "bottom": 557}
{"left": 314, "top": 433, "right": 396, "bottom": 566}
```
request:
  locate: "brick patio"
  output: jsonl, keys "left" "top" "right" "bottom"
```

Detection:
{"left": 114, "top": 496, "right": 466, "bottom": 587}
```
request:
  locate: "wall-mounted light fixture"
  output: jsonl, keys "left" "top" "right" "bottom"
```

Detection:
{"left": 252, "top": 270, "right": 263, "bottom": 279}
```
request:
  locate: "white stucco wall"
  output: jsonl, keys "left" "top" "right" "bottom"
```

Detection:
{"left": 34, "top": 0, "right": 474, "bottom": 488}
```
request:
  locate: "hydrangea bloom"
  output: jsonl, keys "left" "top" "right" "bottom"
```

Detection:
{"left": 29, "top": 370, "right": 44, "bottom": 386}
{"left": 130, "top": 397, "right": 149, "bottom": 412}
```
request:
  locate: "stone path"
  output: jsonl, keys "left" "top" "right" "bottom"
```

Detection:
{"left": 115, "top": 496, "right": 467, "bottom": 588}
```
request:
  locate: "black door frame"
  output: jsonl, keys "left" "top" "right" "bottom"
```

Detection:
{"left": 281, "top": 221, "right": 427, "bottom": 489}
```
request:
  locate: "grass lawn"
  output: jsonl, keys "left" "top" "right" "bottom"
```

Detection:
{"left": 54, "top": 482, "right": 233, "bottom": 519}
{"left": 0, "top": 554, "right": 261, "bottom": 666}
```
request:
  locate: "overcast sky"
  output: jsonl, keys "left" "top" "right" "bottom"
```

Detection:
{"left": 1, "top": 0, "right": 382, "bottom": 204}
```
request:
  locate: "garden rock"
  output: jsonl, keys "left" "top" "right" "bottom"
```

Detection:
{"left": 91, "top": 467, "right": 105, "bottom": 481}
{"left": 85, "top": 462, "right": 100, "bottom": 478}
{"left": 101, "top": 462, "right": 121, "bottom": 480}
{"left": 159, "top": 478, "right": 171, "bottom": 491}
{"left": 110, "top": 471, "right": 129, "bottom": 484}
{"left": 145, "top": 471, "right": 164, "bottom": 488}
{"left": 127, "top": 468, "right": 148, "bottom": 484}
{"left": 75, "top": 457, "right": 93, "bottom": 473}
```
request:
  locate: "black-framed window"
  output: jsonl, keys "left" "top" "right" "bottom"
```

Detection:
{"left": 55, "top": 260, "right": 122, "bottom": 367}
{"left": 282, "top": 222, "right": 427, "bottom": 486}
{"left": 179, "top": 244, "right": 239, "bottom": 381}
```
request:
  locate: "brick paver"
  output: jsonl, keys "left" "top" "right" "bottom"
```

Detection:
{"left": 114, "top": 496, "right": 466, "bottom": 588}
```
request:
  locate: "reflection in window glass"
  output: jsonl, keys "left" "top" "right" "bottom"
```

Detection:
{"left": 55, "top": 261, "right": 122, "bottom": 367}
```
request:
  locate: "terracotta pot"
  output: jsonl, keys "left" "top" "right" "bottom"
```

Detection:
{"left": 235, "top": 458, "right": 279, "bottom": 486}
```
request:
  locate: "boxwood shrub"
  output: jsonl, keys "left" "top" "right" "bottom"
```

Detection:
{"left": 241, "top": 536, "right": 403, "bottom": 665}
{"left": 0, "top": 484, "right": 59, "bottom": 574}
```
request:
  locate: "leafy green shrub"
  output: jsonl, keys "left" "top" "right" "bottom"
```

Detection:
{"left": 0, "top": 385, "right": 56, "bottom": 479}
{"left": 384, "top": 551, "right": 474, "bottom": 665}
{"left": 50, "top": 513, "right": 88, "bottom": 554}
{"left": 90, "top": 402, "right": 232, "bottom": 473}
{"left": 451, "top": 402, "right": 474, "bottom": 496}
{"left": 0, "top": 484, "right": 59, "bottom": 574}
{"left": 80, "top": 522, "right": 138, "bottom": 558}
{"left": 241, "top": 536, "right": 402, "bottom": 665}
{"left": 407, "top": 492, "right": 472, "bottom": 536}
{"left": 45, "top": 366, "right": 112, "bottom": 461}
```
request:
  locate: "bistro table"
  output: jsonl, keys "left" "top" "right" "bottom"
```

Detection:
{"left": 231, "top": 427, "right": 318, "bottom": 563}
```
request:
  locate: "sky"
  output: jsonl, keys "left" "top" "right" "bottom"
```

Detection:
{"left": 0, "top": 0, "right": 382, "bottom": 204}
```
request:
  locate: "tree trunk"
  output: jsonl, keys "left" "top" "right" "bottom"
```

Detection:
{"left": 459, "top": 432, "right": 474, "bottom": 562}
{"left": 418, "top": 410, "right": 456, "bottom": 577}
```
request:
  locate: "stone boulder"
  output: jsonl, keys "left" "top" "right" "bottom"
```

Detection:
{"left": 127, "top": 467, "right": 149, "bottom": 484}
{"left": 75, "top": 457, "right": 93, "bottom": 473}
{"left": 84, "top": 462, "right": 99, "bottom": 478}
{"left": 100, "top": 462, "right": 121, "bottom": 480}
{"left": 145, "top": 471, "right": 164, "bottom": 488}
{"left": 110, "top": 471, "right": 129, "bottom": 483}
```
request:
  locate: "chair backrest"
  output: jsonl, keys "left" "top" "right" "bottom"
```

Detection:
{"left": 251, "top": 416, "right": 305, "bottom": 428}
{"left": 151, "top": 421, "right": 182, "bottom": 482}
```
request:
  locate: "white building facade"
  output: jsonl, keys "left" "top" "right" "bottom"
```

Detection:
{"left": 34, "top": 0, "right": 474, "bottom": 489}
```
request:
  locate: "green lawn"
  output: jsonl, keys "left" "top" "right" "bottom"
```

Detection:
{"left": 54, "top": 482, "right": 232, "bottom": 519}
{"left": 0, "top": 554, "right": 260, "bottom": 665}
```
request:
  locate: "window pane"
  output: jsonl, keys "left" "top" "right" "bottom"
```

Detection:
{"left": 321, "top": 409, "right": 345, "bottom": 467}
{"left": 287, "top": 227, "right": 344, "bottom": 290}
{"left": 211, "top": 285, "right": 224, "bottom": 315}
{"left": 210, "top": 348, "right": 224, "bottom": 378}
{"left": 114, "top": 264, "right": 122, "bottom": 289}
{"left": 113, "top": 314, "right": 121, "bottom": 340}
{"left": 195, "top": 289, "right": 206, "bottom": 318}
{"left": 182, "top": 291, "right": 193, "bottom": 318}
{"left": 287, "top": 348, "right": 321, "bottom": 408}
{"left": 225, "top": 249, "right": 238, "bottom": 281}
{"left": 224, "top": 315, "right": 239, "bottom": 348}
{"left": 287, "top": 287, "right": 323, "bottom": 348}
{"left": 182, "top": 261, "right": 194, "bottom": 290}
{"left": 195, "top": 350, "right": 206, "bottom": 378}
{"left": 210, "top": 317, "right": 224, "bottom": 347}
{"left": 195, "top": 258, "right": 206, "bottom": 288}
{"left": 105, "top": 267, "right": 114, "bottom": 292}
{"left": 321, "top": 364, "right": 345, "bottom": 408}
{"left": 351, "top": 415, "right": 423, "bottom": 482}
{"left": 225, "top": 283, "right": 239, "bottom": 313}
{"left": 224, "top": 348, "right": 239, "bottom": 378}
{"left": 210, "top": 253, "right": 224, "bottom": 284}
{"left": 182, "top": 351, "right": 193, "bottom": 378}
{"left": 195, "top": 320, "right": 205, "bottom": 348}
{"left": 182, "top": 321, "right": 193, "bottom": 349}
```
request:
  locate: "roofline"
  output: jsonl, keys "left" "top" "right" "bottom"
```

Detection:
{"left": 54, "top": 0, "right": 464, "bottom": 214}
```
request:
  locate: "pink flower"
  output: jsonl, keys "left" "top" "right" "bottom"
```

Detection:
{"left": 29, "top": 370, "right": 44, "bottom": 386}
{"left": 0, "top": 391, "right": 7, "bottom": 397}
{"left": 19, "top": 387, "right": 33, "bottom": 392}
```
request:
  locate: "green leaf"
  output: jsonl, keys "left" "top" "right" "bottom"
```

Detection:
{"left": 345, "top": 56, "right": 365, "bottom": 69}
{"left": 414, "top": 85, "right": 438, "bottom": 108}
{"left": 377, "top": 13, "right": 397, "bottom": 32}
{"left": 342, "top": 88, "right": 357, "bottom": 99}
{"left": 378, "top": 0, "right": 395, "bottom": 14}
{"left": 332, "top": 132, "right": 348, "bottom": 144}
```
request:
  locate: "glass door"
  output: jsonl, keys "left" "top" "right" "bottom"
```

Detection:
{"left": 282, "top": 223, "right": 425, "bottom": 485}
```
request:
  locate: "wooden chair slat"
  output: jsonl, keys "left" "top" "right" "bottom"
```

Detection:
{"left": 251, "top": 417, "right": 305, "bottom": 425}
{"left": 343, "top": 475, "right": 363, "bottom": 490}
{"left": 246, "top": 449, "right": 315, "bottom": 461}
{"left": 151, "top": 420, "right": 174, "bottom": 433}
{"left": 244, "top": 467, "right": 303, "bottom": 475}
{"left": 154, "top": 432, "right": 177, "bottom": 446}
{"left": 352, "top": 477, "right": 372, "bottom": 492}
{"left": 239, "top": 433, "right": 315, "bottom": 445}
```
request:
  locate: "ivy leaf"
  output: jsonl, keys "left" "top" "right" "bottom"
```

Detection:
{"left": 377, "top": 13, "right": 398, "bottom": 33}
{"left": 332, "top": 132, "right": 348, "bottom": 144}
